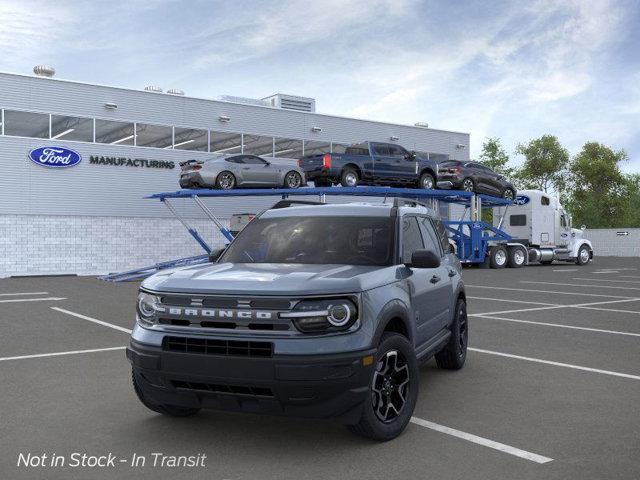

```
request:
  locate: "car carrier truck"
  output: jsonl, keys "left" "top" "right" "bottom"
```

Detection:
{"left": 491, "top": 189, "right": 593, "bottom": 267}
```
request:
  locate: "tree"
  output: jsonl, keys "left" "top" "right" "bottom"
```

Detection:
{"left": 515, "top": 135, "right": 569, "bottom": 193}
{"left": 478, "top": 137, "right": 515, "bottom": 177}
{"left": 566, "top": 142, "right": 628, "bottom": 228}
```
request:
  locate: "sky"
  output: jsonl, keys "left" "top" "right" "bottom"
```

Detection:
{"left": 1, "top": 0, "right": 639, "bottom": 171}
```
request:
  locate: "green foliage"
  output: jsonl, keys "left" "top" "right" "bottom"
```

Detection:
{"left": 515, "top": 135, "right": 569, "bottom": 193}
{"left": 566, "top": 142, "right": 631, "bottom": 228}
{"left": 479, "top": 137, "right": 514, "bottom": 177}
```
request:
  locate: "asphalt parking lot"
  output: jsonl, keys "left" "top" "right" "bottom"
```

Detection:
{"left": 1, "top": 257, "right": 639, "bottom": 480}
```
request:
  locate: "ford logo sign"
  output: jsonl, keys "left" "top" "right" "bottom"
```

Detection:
{"left": 28, "top": 146, "right": 82, "bottom": 168}
{"left": 514, "top": 195, "right": 530, "bottom": 205}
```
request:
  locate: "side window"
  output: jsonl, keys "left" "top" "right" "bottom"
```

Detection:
{"left": 430, "top": 218, "right": 450, "bottom": 254}
{"left": 418, "top": 218, "right": 441, "bottom": 255}
{"left": 510, "top": 214, "right": 527, "bottom": 226}
{"left": 387, "top": 145, "right": 405, "bottom": 157}
{"left": 541, "top": 196, "right": 550, "bottom": 206}
{"left": 402, "top": 217, "right": 425, "bottom": 264}
{"left": 226, "top": 156, "right": 244, "bottom": 164}
{"left": 373, "top": 144, "right": 390, "bottom": 156}
{"left": 243, "top": 155, "right": 267, "bottom": 165}
{"left": 560, "top": 215, "right": 567, "bottom": 228}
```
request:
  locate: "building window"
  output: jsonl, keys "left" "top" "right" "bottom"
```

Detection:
{"left": 303, "top": 140, "right": 330, "bottom": 156}
{"left": 3, "top": 110, "right": 50, "bottom": 139}
{"left": 210, "top": 131, "right": 242, "bottom": 154}
{"left": 95, "top": 119, "right": 135, "bottom": 145}
{"left": 173, "top": 127, "right": 208, "bottom": 151}
{"left": 273, "top": 137, "right": 303, "bottom": 159}
{"left": 50, "top": 114, "right": 94, "bottom": 142}
{"left": 135, "top": 123, "right": 173, "bottom": 148}
{"left": 243, "top": 134, "right": 274, "bottom": 156}
{"left": 331, "top": 143, "right": 349, "bottom": 154}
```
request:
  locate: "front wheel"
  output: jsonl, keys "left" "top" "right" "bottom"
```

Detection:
{"left": 461, "top": 178, "right": 475, "bottom": 192}
{"left": 348, "top": 333, "right": 418, "bottom": 441}
{"left": 576, "top": 245, "right": 591, "bottom": 265}
{"left": 419, "top": 172, "right": 435, "bottom": 190}
{"left": 284, "top": 171, "right": 303, "bottom": 189}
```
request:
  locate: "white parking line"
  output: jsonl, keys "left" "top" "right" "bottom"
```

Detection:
{"left": 471, "top": 305, "right": 565, "bottom": 316}
{"left": 0, "top": 346, "right": 126, "bottom": 362}
{"left": 469, "top": 347, "right": 640, "bottom": 381}
{"left": 467, "top": 296, "right": 558, "bottom": 306}
{"left": 0, "top": 297, "right": 67, "bottom": 304}
{"left": 0, "top": 292, "right": 49, "bottom": 296}
{"left": 521, "top": 281, "right": 640, "bottom": 291}
{"left": 410, "top": 417, "right": 553, "bottom": 464}
{"left": 466, "top": 285, "right": 636, "bottom": 299}
{"left": 473, "top": 315, "right": 640, "bottom": 338}
{"left": 573, "top": 278, "right": 640, "bottom": 284}
{"left": 470, "top": 298, "right": 640, "bottom": 317}
{"left": 51, "top": 307, "right": 132, "bottom": 334}
{"left": 553, "top": 269, "right": 578, "bottom": 272}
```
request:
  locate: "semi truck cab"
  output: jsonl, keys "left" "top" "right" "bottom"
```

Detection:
{"left": 495, "top": 189, "right": 593, "bottom": 265}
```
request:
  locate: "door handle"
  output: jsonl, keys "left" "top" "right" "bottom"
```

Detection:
{"left": 242, "top": 167, "right": 250, "bottom": 170}
{"left": 448, "top": 269, "right": 457, "bottom": 277}
{"left": 430, "top": 275, "right": 441, "bottom": 284}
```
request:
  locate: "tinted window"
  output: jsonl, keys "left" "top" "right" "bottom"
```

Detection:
{"left": 402, "top": 217, "right": 425, "bottom": 264}
{"left": 373, "top": 144, "right": 390, "bottom": 156}
{"left": 510, "top": 214, "right": 527, "bottom": 226}
{"left": 4, "top": 110, "right": 50, "bottom": 138}
{"left": 220, "top": 216, "right": 395, "bottom": 266}
{"left": 387, "top": 145, "right": 407, "bottom": 157}
{"left": 440, "top": 160, "right": 462, "bottom": 168}
{"left": 243, "top": 155, "right": 267, "bottom": 165}
{"left": 418, "top": 217, "right": 441, "bottom": 255}
{"left": 430, "top": 218, "right": 451, "bottom": 253}
{"left": 226, "top": 156, "right": 245, "bottom": 164}
{"left": 541, "top": 196, "right": 550, "bottom": 206}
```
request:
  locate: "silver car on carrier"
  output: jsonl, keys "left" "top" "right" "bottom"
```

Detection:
{"left": 179, "top": 154, "right": 307, "bottom": 189}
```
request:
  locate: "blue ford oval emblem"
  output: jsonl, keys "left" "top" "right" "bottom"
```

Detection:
{"left": 28, "top": 146, "right": 82, "bottom": 168}
{"left": 514, "top": 195, "right": 530, "bottom": 205}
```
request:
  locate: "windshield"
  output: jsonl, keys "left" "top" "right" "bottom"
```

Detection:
{"left": 220, "top": 216, "right": 395, "bottom": 266}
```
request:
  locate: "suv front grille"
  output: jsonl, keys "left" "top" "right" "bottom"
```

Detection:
{"left": 163, "top": 336, "right": 273, "bottom": 357}
{"left": 171, "top": 380, "right": 274, "bottom": 397}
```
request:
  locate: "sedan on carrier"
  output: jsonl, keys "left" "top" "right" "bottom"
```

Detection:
{"left": 179, "top": 154, "right": 307, "bottom": 190}
{"left": 436, "top": 160, "right": 516, "bottom": 199}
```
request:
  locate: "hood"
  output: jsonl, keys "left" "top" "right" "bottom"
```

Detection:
{"left": 571, "top": 227, "right": 585, "bottom": 239}
{"left": 142, "top": 262, "right": 398, "bottom": 295}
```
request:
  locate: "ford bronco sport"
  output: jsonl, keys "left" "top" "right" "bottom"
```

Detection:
{"left": 127, "top": 199, "right": 467, "bottom": 441}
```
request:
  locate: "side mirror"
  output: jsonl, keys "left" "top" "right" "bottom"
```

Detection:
{"left": 406, "top": 249, "right": 440, "bottom": 268}
{"left": 581, "top": 225, "right": 586, "bottom": 231}
{"left": 404, "top": 152, "right": 416, "bottom": 160}
{"left": 208, "top": 248, "right": 225, "bottom": 263}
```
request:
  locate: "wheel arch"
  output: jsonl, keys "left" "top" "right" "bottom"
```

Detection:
{"left": 372, "top": 300, "right": 413, "bottom": 347}
{"left": 342, "top": 163, "right": 362, "bottom": 178}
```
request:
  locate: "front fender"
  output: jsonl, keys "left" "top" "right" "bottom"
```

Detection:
{"left": 370, "top": 298, "right": 413, "bottom": 348}
{"left": 571, "top": 239, "right": 593, "bottom": 258}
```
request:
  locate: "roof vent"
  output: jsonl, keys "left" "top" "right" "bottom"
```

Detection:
{"left": 33, "top": 65, "right": 55, "bottom": 78}
{"left": 262, "top": 93, "right": 316, "bottom": 113}
{"left": 144, "top": 85, "right": 163, "bottom": 93}
{"left": 414, "top": 122, "right": 429, "bottom": 128}
{"left": 167, "top": 88, "right": 185, "bottom": 96}
{"left": 217, "top": 95, "right": 270, "bottom": 107}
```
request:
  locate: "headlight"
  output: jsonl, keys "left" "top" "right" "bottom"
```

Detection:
{"left": 136, "top": 291, "right": 161, "bottom": 326}
{"left": 281, "top": 298, "right": 358, "bottom": 333}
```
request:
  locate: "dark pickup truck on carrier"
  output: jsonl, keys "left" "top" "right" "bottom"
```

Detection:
{"left": 298, "top": 142, "right": 439, "bottom": 190}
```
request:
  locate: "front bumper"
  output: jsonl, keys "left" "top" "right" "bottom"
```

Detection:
{"left": 127, "top": 339, "right": 375, "bottom": 424}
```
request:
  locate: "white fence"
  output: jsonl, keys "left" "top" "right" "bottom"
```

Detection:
{"left": 584, "top": 229, "right": 640, "bottom": 257}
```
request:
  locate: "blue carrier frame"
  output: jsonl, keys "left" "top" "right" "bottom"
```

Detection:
{"left": 100, "top": 186, "right": 512, "bottom": 281}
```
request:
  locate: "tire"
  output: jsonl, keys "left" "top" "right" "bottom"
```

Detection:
{"left": 502, "top": 188, "right": 516, "bottom": 200}
{"left": 435, "top": 298, "right": 468, "bottom": 370}
{"left": 576, "top": 245, "right": 591, "bottom": 265}
{"left": 348, "top": 333, "right": 418, "bottom": 441}
{"left": 215, "top": 171, "right": 236, "bottom": 190}
{"left": 461, "top": 178, "right": 475, "bottom": 192}
{"left": 419, "top": 172, "right": 435, "bottom": 190}
{"left": 489, "top": 245, "right": 507, "bottom": 269}
{"left": 314, "top": 178, "right": 332, "bottom": 187}
{"left": 507, "top": 246, "right": 526, "bottom": 268}
{"left": 340, "top": 168, "right": 359, "bottom": 187}
{"left": 132, "top": 371, "right": 200, "bottom": 417}
{"left": 284, "top": 171, "right": 302, "bottom": 189}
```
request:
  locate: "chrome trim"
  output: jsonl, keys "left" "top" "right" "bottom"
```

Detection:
{"left": 279, "top": 310, "right": 329, "bottom": 318}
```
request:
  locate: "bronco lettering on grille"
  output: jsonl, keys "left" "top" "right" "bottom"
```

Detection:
{"left": 160, "top": 307, "right": 274, "bottom": 320}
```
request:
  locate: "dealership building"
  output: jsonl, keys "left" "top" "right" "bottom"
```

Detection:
{"left": 0, "top": 68, "right": 471, "bottom": 277}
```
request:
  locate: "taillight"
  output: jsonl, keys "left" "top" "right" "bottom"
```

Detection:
{"left": 192, "top": 164, "right": 202, "bottom": 170}
{"left": 322, "top": 154, "right": 331, "bottom": 168}
{"left": 297, "top": 159, "right": 301, "bottom": 167}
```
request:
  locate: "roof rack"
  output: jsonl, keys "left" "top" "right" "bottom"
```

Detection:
{"left": 271, "top": 199, "right": 325, "bottom": 209}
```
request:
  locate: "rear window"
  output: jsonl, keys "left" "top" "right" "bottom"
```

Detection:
{"left": 510, "top": 215, "right": 527, "bottom": 226}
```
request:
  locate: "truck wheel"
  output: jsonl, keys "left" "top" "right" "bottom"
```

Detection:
{"left": 132, "top": 371, "right": 200, "bottom": 417}
{"left": 419, "top": 172, "right": 435, "bottom": 190}
{"left": 348, "top": 333, "right": 418, "bottom": 441}
{"left": 489, "top": 245, "right": 507, "bottom": 268}
{"left": 576, "top": 245, "right": 591, "bottom": 265}
{"left": 435, "top": 298, "right": 468, "bottom": 370}
{"left": 340, "top": 168, "right": 359, "bottom": 187}
{"left": 507, "top": 246, "right": 526, "bottom": 268}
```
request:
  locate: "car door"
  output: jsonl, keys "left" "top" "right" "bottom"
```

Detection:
{"left": 428, "top": 218, "right": 457, "bottom": 328}
{"left": 240, "top": 155, "right": 277, "bottom": 186}
{"left": 478, "top": 164, "right": 502, "bottom": 195}
{"left": 387, "top": 144, "right": 417, "bottom": 183}
{"left": 370, "top": 143, "right": 393, "bottom": 181}
{"left": 401, "top": 216, "right": 445, "bottom": 347}
{"left": 465, "top": 162, "right": 490, "bottom": 194}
